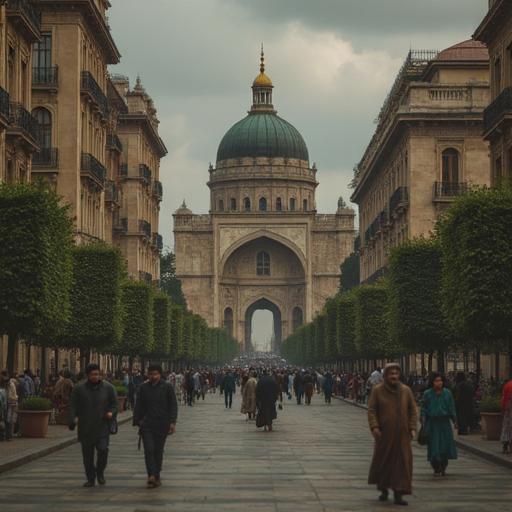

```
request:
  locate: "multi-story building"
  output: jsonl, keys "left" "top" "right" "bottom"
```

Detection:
{"left": 110, "top": 75, "right": 167, "bottom": 285}
{"left": 351, "top": 41, "right": 491, "bottom": 283}
{"left": 474, "top": 0, "right": 512, "bottom": 185}
{"left": 31, "top": 0, "right": 121, "bottom": 243}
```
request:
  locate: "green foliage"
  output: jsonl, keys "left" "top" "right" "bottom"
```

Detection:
{"left": 388, "top": 238, "right": 447, "bottom": 354}
{"left": 340, "top": 253, "right": 360, "bottom": 293}
{"left": 114, "top": 385, "right": 127, "bottom": 397}
{"left": 152, "top": 292, "right": 171, "bottom": 357}
{"left": 337, "top": 291, "right": 357, "bottom": 359}
{"left": 169, "top": 303, "right": 184, "bottom": 362}
{"left": 160, "top": 251, "right": 187, "bottom": 307}
{"left": 182, "top": 312, "right": 194, "bottom": 361}
{"left": 313, "top": 313, "right": 326, "bottom": 363}
{"left": 324, "top": 298, "right": 339, "bottom": 362}
{"left": 119, "top": 281, "right": 154, "bottom": 357}
{"left": 63, "top": 244, "right": 124, "bottom": 352}
{"left": 437, "top": 186, "right": 512, "bottom": 346}
{"left": 21, "top": 397, "right": 52, "bottom": 411}
{"left": 479, "top": 396, "right": 501, "bottom": 413}
{"left": 0, "top": 183, "right": 73, "bottom": 340}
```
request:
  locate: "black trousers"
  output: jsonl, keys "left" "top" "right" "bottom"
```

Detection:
{"left": 224, "top": 390, "right": 233, "bottom": 408}
{"left": 81, "top": 434, "right": 110, "bottom": 482}
{"left": 142, "top": 429, "right": 168, "bottom": 478}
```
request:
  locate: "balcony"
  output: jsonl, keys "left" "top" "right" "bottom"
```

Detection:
{"left": 139, "top": 164, "right": 151, "bottom": 184}
{"left": 152, "top": 232, "right": 164, "bottom": 251}
{"left": 354, "top": 235, "right": 361, "bottom": 253}
{"left": 139, "top": 271, "right": 153, "bottom": 285}
{"left": 7, "top": 0, "right": 42, "bottom": 42}
{"left": 105, "top": 180, "right": 120, "bottom": 204}
{"left": 433, "top": 181, "right": 468, "bottom": 201}
{"left": 483, "top": 86, "right": 512, "bottom": 135}
{"left": 389, "top": 186, "right": 409, "bottom": 213}
{"left": 81, "top": 152, "right": 106, "bottom": 186}
{"left": 81, "top": 71, "right": 109, "bottom": 118}
{"left": 32, "top": 148, "right": 58, "bottom": 169}
{"left": 139, "top": 219, "right": 151, "bottom": 239}
{"left": 0, "top": 87, "right": 9, "bottom": 123}
{"left": 106, "top": 134, "right": 123, "bottom": 153}
{"left": 152, "top": 180, "right": 163, "bottom": 200}
{"left": 379, "top": 209, "right": 390, "bottom": 230}
{"left": 32, "top": 66, "right": 58, "bottom": 90}
{"left": 114, "top": 217, "right": 128, "bottom": 234}
{"left": 8, "top": 102, "right": 39, "bottom": 144}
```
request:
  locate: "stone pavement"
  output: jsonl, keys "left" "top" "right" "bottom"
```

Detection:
{"left": 0, "top": 392, "right": 510, "bottom": 512}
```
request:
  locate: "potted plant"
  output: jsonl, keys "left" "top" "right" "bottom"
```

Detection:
{"left": 115, "top": 385, "right": 127, "bottom": 412}
{"left": 479, "top": 396, "right": 503, "bottom": 441}
{"left": 18, "top": 397, "right": 52, "bottom": 438}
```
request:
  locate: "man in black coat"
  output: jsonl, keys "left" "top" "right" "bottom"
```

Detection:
{"left": 133, "top": 364, "right": 178, "bottom": 488}
{"left": 69, "top": 363, "right": 118, "bottom": 487}
{"left": 256, "top": 370, "right": 279, "bottom": 432}
{"left": 223, "top": 369, "right": 236, "bottom": 409}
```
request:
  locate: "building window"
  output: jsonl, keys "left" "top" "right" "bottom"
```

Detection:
{"left": 494, "top": 156, "right": 503, "bottom": 185}
{"left": 33, "top": 33, "right": 52, "bottom": 69}
{"left": 218, "top": 199, "right": 224, "bottom": 212}
{"left": 33, "top": 107, "right": 52, "bottom": 148}
{"left": 256, "top": 251, "right": 270, "bottom": 276}
{"left": 442, "top": 148, "right": 459, "bottom": 184}
{"left": 230, "top": 198, "right": 237, "bottom": 211}
{"left": 244, "top": 197, "right": 251, "bottom": 212}
{"left": 289, "top": 197, "right": 296, "bottom": 211}
{"left": 292, "top": 307, "right": 303, "bottom": 332}
{"left": 494, "top": 57, "right": 502, "bottom": 97}
{"left": 224, "top": 308, "right": 233, "bottom": 337}
{"left": 259, "top": 197, "right": 267, "bottom": 211}
{"left": 303, "top": 199, "right": 308, "bottom": 211}
{"left": 276, "top": 197, "right": 282, "bottom": 211}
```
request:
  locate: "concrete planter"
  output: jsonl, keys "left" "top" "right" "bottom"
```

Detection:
{"left": 18, "top": 410, "right": 51, "bottom": 438}
{"left": 117, "top": 396, "right": 127, "bottom": 412}
{"left": 481, "top": 412, "right": 503, "bottom": 441}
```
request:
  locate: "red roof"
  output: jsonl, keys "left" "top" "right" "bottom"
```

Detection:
{"left": 436, "top": 40, "right": 488, "bottom": 62}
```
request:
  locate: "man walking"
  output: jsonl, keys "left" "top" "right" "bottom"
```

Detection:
{"left": 256, "top": 369, "right": 279, "bottom": 432}
{"left": 133, "top": 364, "right": 178, "bottom": 489}
{"left": 223, "top": 369, "right": 236, "bottom": 409}
{"left": 69, "top": 363, "right": 118, "bottom": 487}
{"left": 367, "top": 363, "right": 417, "bottom": 506}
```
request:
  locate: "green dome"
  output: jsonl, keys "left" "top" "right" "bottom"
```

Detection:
{"left": 216, "top": 113, "right": 309, "bottom": 163}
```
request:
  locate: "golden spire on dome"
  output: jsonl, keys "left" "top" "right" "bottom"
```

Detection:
{"left": 253, "top": 44, "right": 273, "bottom": 87}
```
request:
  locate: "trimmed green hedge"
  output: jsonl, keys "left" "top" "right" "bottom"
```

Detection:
{"left": 153, "top": 292, "right": 171, "bottom": 357}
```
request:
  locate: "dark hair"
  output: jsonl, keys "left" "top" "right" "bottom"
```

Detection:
{"left": 429, "top": 372, "right": 445, "bottom": 388}
{"left": 85, "top": 363, "right": 100, "bottom": 375}
{"left": 148, "top": 364, "right": 163, "bottom": 375}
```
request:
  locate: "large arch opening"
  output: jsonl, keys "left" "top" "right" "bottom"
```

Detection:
{"left": 244, "top": 298, "right": 282, "bottom": 353}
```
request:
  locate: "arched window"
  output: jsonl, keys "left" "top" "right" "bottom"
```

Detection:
{"left": 224, "top": 307, "right": 233, "bottom": 337}
{"left": 289, "top": 197, "right": 296, "bottom": 211}
{"left": 256, "top": 251, "right": 270, "bottom": 276}
{"left": 303, "top": 199, "right": 308, "bottom": 211}
{"left": 259, "top": 197, "right": 267, "bottom": 211}
{"left": 276, "top": 197, "right": 282, "bottom": 211}
{"left": 244, "top": 197, "right": 251, "bottom": 212}
{"left": 292, "top": 307, "right": 303, "bottom": 332}
{"left": 33, "top": 107, "right": 52, "bottom": 148}
{"left": 230, "top": 198, "right": 237, "bottom": 211}
{"left": 218, "top": 199, "right": 224, "bottom": 212}
{"left": 442, "top": 148, "right": 459, "bottom": 184}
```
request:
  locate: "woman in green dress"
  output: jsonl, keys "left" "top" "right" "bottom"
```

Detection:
{"left": 421, "top": 373, "right": 458, "bottom": 476}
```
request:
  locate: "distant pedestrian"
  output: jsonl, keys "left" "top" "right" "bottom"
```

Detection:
{"left": 293, "top": 371, "right": 304, "bottom": 405}
{"left": 454, "top": 372, "right": 474, "bottom": 435}
{"left": 241, "top": 372, "right": 257, "bottom": 420}
{"left": 69, "top": 364, "right": 118, "bottom": 487}
{"left": 421, "top": 373, "right": 457, "bottom": 476}
{"left": 256, "top": 370, "right": 278, "bottom": 432}
{"left": 133, "top": 364, "right": 178, "bottom": 489}
{"left": 323, "top": 371, "right": 334, "bottom": 404}
{"left": 367, "top": 363, "right": 418, "bottom": 506}
{"left": 303, "top": 371, "right": 314, "bottom": 405}
{"left": 500, "top": 378, "right": 512, "bottom": 454}
{"left": 223, "top": 370, "right": 236, "bottom": 409}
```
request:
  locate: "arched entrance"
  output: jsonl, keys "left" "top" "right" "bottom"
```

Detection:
{"left": 244, "top": 298, "right": 282, "bottom": 353}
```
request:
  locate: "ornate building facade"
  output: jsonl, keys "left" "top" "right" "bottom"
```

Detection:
{"left": 351, "top": 41, "right": 491, "bottom": 283}
{"left": 174, "top": 53, "right": 355, "bottom": 351}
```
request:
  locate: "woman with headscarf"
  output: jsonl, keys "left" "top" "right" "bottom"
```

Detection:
{"left": 241, "top": 372, "right": 257, "bottom": 420}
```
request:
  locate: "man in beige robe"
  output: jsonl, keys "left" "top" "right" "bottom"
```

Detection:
{"left": 368, "top": 363, "right": 418, "bottom": 506}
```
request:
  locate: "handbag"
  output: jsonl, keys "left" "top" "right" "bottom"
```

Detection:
{"left": 108, "top": 418, "right": 118, "bottom": 435}
{"left": 417, "top": 423, "right": 428, "bottom": 446}
{"left": 256, "top": 410, "right": 265, "bottom": 428}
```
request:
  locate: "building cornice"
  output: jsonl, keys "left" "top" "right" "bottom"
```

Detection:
{"left": 119, "top": 113, "right": 167, "bottom": 158}
{"left": 474, "top": 0, "right": 511, "bottom": 44}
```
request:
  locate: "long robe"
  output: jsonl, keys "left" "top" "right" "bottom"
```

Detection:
{"left": 367, "top": 382, "right": 418, "bottom": 495}
{"left": 241, "top": 377, "right": 257, "bottom": 415}
{"left": 256, "top": 375, "right": 278, "bottom": 427}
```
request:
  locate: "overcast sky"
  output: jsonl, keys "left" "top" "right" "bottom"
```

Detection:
{"left": 108, "top": 0, "right": 488, "bottom": 349}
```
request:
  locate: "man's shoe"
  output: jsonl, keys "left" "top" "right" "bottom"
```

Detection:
{"left": 83, "top": 480, "right": 95, "bottom": 488}
{"left": 147, "top": 475, "right": 156, "bottom": 489}
{"left": 97, "top": 474, "right": 106, "bottom": 485}
{"left": 154, "top": 477, "right": 162, "bottom": 488}
{"left": 394, "top": 493, "right": 408, "bottom": 506}
{"left": 378, "top": 490, "right": 389, "bottom": 502}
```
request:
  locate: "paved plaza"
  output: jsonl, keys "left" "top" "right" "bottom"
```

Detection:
{"left": 0, "top": 393, "right": 510, "bottom": 512}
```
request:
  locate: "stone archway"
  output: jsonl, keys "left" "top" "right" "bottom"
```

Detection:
{"left": 244, "top": 298, "right": 282, "bottom": 353}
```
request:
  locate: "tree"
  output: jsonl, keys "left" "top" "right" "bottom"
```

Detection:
{"left": 160, "top": 251, "right": 187, "bottom": 307}
{"left": 169, "top": 303, "right": 184, "bottom": 364}
{"left": 63, "top": 245, "right": 124, "bottom": 363}
{"left": 388, "top": 238, "right": 447, "bottom": 371}
{"left": 152, "top": 292, "right": 171, "bottom": 360}
{"left": 340, "top": 253, "right": 360, "bottom": 293}
{"left": 437, "top": 186, "right": 512, "bottom": 376}
{"left": 337, "top": 291, "right": 358, "bottom": 365}
{"left": 324, "top": 298, "right": 339, "bottom": 363}
{"left": 0, "top": 183, "right": 73, "bottom": 374}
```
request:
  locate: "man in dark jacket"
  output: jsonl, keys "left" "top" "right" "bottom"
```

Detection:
{"left": 69, "top": 363, "right": 118, "bottom": 487}
{"left": 223, "top": 370, "right": 236, "bottom": 409}
{"left": 133, "top": 364, "right": 178, "bottom": 488}
{"left": 256, "top": 369, "right": 279, "bottom": 431}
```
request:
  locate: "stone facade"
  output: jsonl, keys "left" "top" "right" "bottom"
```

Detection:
{"left": 174, "top": 54, "right": 355, "bottom": 351}
{"left": 351, "top": 42, "right": 491, "bottom": 283}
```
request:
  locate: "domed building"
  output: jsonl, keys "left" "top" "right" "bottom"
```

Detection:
{"left": 174, "top": 50, "right": 355, "bottom": 351}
